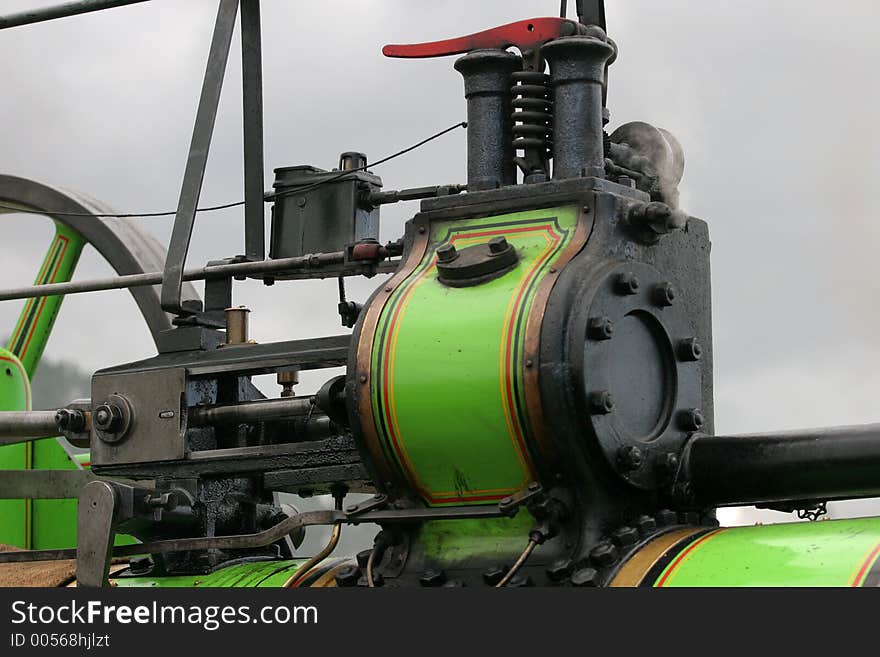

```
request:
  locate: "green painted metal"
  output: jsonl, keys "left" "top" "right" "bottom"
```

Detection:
{"left": 370, "top": 206, "right": 579, "bottom": 506}
{"left": 0, "top": 347, "right": 30, "bottom": 548}
{"left": 418, "top": 512, "right": 534, "bottom": 566}
{"left": 0, "top": 222, "right": 85, "bottom": 549}
{"left": 111, "top": 560, "right": 309, "bottom": 588}
{"left": 652, "top": 518, "right": 880, "bottom": 587}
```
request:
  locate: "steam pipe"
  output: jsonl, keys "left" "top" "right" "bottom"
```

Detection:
{"left": 543, "top": 33, "right": 615, "bottom": 179}
{"left": 684, "top": 423, "right": 880, "bottom": 507}
{"left": 454, "top": 50, "right": 520, "bottom": 191}
{"left": 0, "top": 0, "right": 150, "bottom": 30}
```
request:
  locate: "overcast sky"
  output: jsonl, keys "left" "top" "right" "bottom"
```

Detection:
{"left": 2, "top": 0, "right": 879, "bottom": 525}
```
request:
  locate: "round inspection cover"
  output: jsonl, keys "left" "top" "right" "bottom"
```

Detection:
{"left": 580, "top": 262, "right": 703, "bottom": 490}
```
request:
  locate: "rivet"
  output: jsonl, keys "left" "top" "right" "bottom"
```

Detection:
{"left": 549, "top": 267, "right": 557, "bottom": 274}
{"left": 385, "top": 286, "right": 393, "bottom": 293}
{"left": 525, "top": 359, "right": 534, "bottom": 368}
{"left": 617, "top": 445, "right": 643, "bottom": 471}
{"left": 359, "top": 374, "right": 368, "bottom": 384}
{"left": 418, "top": 226, "right": 426, "bottom": 234}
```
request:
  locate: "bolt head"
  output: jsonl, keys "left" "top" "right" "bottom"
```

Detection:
{"left": 589, "top": 317, "right": 615, "bottom": 340}
{"left": 482, "top": 565, "right": 508, "bottom": 586}
{"left": 590, "top": 390, "right": 615, "bottom": 415}
{"left": 94, "top": 404, "right": 123, "bottom": 432}
{"left": 571, "top": 567, "right": 599, "bottom": 587}
{"left": 488, "top": 236, "right": 509, "bottom": 255}
{"left": 655, "top": 509, "right": 678, "bottom": 526}
{"left": 612, "top": 526, "right": 639, "bottom": 549}
{"left": 437, "top": 244, "right": 458, "bottom": 263}
{"left": 617, "top": 445, "right": 644, "bottom": 471}
{"left": 653, "top": 283, "right": 677, "bottom": 307}
{"left": 334, "top": 565, "right": 361, "bottom": 587}
{"left": 635, "top": 515, "right": 658, "bottom": 536}
{"left": 660, "top": 452, "right": 680, "bottom": 474}
{"left": 680, "top": 409, "right": 705, "bottom": 432}
{"left": 546, "top": 559, "right": 574, "bottom": 582}
{"left": 590, "top": 542, "right": 619, "bottom": 568}
{"left": 615, "top": 272, "right": 641, "bottom": 295}
{"left": 678, "top": 338, "right": 702, "bottom": 362}
{"left": 419, "top": 569, "right": 447, "bottom": 587}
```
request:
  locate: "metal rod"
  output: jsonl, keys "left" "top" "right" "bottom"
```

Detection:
{"left": 161, "top": 0, "right": 241, "bottom": 316}
{"left": 684, "top": 423, "right": 880, "bottom": 507}
{"left": 0, "top": 251, "right": 347, "bottom": 302}
{"left": 0, "top": 0, "right": 149, "bottom": 30}
{"left": 0, "top": 411, "right": 60, "bottom": 440}
{"left": 188, "top": 396, "right": 317, "bottom": 427}
{"left": 240, "top": 0, "right": 265, "bottom": 262}
{"left": 0, "top": 505, "right": 511, "bottom": 563}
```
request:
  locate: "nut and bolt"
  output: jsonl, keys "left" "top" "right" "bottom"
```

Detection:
{"left": 678, "top": 338, "right": 703, "bottom": 362}
{"left": 334, "top": 565, "right": 361, "bottom": 587}
{"left": 94, "top": 404, "right": 123, "bottom": 432}
{"left": 617, "top": 445, "right": 644, "bottom": 471}
{"left": 635, "top": 515, "right": 658, "bottom": 536}
{"left": 588, "top": 317, "right": 615, "bottom": 340}
{"left": 653, "top": 283, "right": 677, "bottom": 307}
{"left": 679, "top": 408, "right": 705, "bottom": 432}
{"left": 488, "top": 236, "right": 509, "bottom": 255}
{"left": 615, "top": 272, "right": 641, "bottom": 295}
{"left": 437, "top": 244, "right": 458, "bottom": 263}
{"left": 570, "top": 567, "right": 599, "bottom": 587}
{"left": 611, "top": 526, "right": 639, "bottom": 548}
{"left": 659, "top": 452, "right": 680, "bottom": 475}
{"left": 655, "top": 509, "right": 678, "bottom": 526}
{"left": 419, "top": 569, "right": 447, "bottom": 587}
{"left": 590, "top": 390, "right": 615, "bottom": 415}
{"left": 546, "top": 559, "right": 574, "bottom": 582}
{"left": 482, "top": 565, "right": 508, "bottom": 586}
{"left": 55, "top": 409, "right": 85, "bottom": 432}
{"left": 590, "top": 542, "right": 619, "bottom": 568}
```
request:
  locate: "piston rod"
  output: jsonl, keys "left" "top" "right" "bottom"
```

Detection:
{"left": 0, "top": 0, "right": 150, "bottom": 30}
{"left": 684, "top": 423, "right": 880, "bottom": 507}
{"left": 189, "top": 396, "right": 317, "bottom": 427}
{"left": 0, "top": 249, "right": 400, "bottom": 302}
{"left": 0, "top": 412, "right": 62, "bottom": 443}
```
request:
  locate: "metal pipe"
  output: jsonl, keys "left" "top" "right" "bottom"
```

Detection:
{"left": 0, "top": 411, "right": 60, "bottom": 440}
{"left": 188, "top": 396, "right": 317, "bottom": 427}
{"left": 224, "top": 306, "right": 250, "bottom": 345}
{"left": 0, "top": 251, "right": 347, "bottom": 302}
{"left": 454, "top": 50, "right": 520, "bottom": 191}
{"left": 0, "top": 0, "right": 149, "bottom": 30}
{"left": 684, "top": 423, "right": 880, "bottom": 507}
{"left": 543, "top": 34, "right": 615, "bottom": 179}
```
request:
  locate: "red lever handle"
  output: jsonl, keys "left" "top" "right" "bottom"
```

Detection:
{"left": 383, "top": 17, "right": 580, "bottom": 59}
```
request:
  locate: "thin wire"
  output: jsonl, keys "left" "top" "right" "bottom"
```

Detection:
{"left": 0, "top": 121, "right": 467, "bottom": 219}
{"left": 495, "top": 539, "right": 538, "bottom": 588}
{"left": 283, "top": 523, "right": 342, "bottom": 588}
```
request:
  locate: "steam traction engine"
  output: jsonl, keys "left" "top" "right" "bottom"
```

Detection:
{"left": 2, "top": 1, "right": 880, "bottom": 588}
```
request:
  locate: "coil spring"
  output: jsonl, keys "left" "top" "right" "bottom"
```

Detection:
{"left": 511, "top": 71, "right": 553, "bottom": 161}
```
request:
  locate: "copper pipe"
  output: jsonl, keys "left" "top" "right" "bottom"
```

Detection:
{"left": 283, "top": 524, "right": 342, "bottom": 588}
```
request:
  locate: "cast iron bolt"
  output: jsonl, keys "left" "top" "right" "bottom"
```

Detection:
{"left": 488, "top": 236, "right": 509, "bottom": 255}
{"left": 653, "top": 283, "right": 677, "bottom": 307}
{"left": 570, "top": 567, "right": 599, "bottom": 587}
{"left": 589, "top": 317, "right": 615, "bottom": 340}
{"left": 55, "top": 409, "right": 85, "bottom": 432}
{"left": 680, "top": 409, "right": 705, "bottom": 432}
{"left": 335, "top": 565, "right": 361, "bottom": 587}
{"left": 482, "top": 565, "right": 508, "bottom": 586}
{"left": 128, "top": 556, "right": 153, "bottom": 576}
{"left": 94, "top": 403, "right": 123, "bottom": 432}
{"left": 590, "top": 390, "right": 615, "bottom": 415}
{"left": 528, "top": 481, "right": 540, "bottom": 492}
{"left": 655, "top": 509, "right": 678, "bottom": 526}
{"left": 437, "top": 244, "right": 458, "bottom": 263}
{"left": 615, "top": 272, "right": 640, "bottom": 295}
{"left": 635, "top": 515, "right": 658, "bottom": 536}
{"left": 507, "top": 574, "right": 533, "bottom": 587}
{"left": 612, "top": 526, "right": 639, "bottom": 548}
{"left": 660, "top": 452, "right": 680, "bottom": 475}
{"left": 678, "top": 511, "right": 700, "bottom": 525}
{"left": 678, "top": 338, "right": 702, "bottom": 362}
{"left": 590, "top": 542, "right": 619, "bottom": 568}
{"left": 617, "top": 445, "right": 644, "bottom": 471}
{"left": 546, "top": 559, "right": 574, "bottom": 582}
{"left": 419, "top": 569, "right": 447, "bottom": 587}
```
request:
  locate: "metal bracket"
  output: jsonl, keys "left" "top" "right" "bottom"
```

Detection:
{"left": 162, "top": 0, "right": 266, "bottom": 316}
